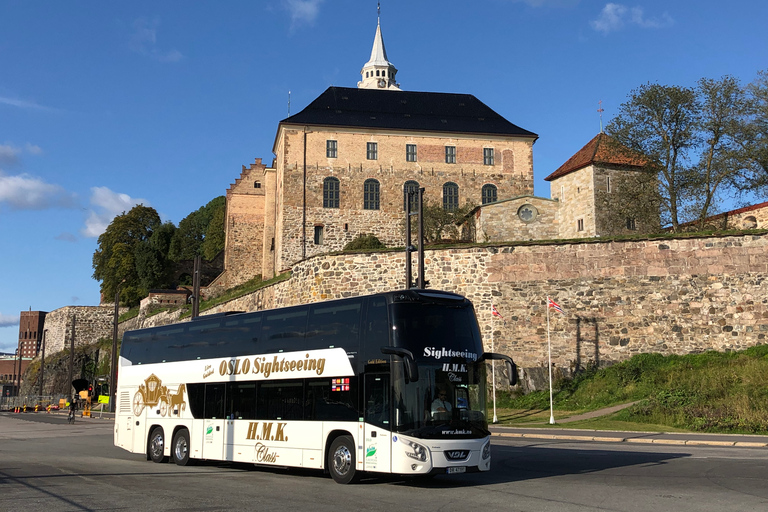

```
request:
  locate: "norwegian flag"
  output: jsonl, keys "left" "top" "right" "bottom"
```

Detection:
{"left": 491, "top": 305, "right": 503, "bottom": 318}
{"left": 548, "top": 297, "right": 564, "bottom": 314}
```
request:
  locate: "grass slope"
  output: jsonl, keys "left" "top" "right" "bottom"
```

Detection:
{"left": 496, "top": 345, "right": 768, "bottom": 434}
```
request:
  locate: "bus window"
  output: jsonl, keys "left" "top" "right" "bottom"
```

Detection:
{"left": 256, "top": 380, "right": 304, "bottom": 420}
{"left": 365, "top": 374, "right": 390, "bottom": 429}
{"left": 226, "top": 382, "right": 257, "bottom": 420}
{"left": 306, "top": 301, "right": 362, "bottom": 350}
{"left": 261, "top": 308, "right": 308, "bottom": 352}
{"left": 204, "top": 383, "right": 226, "bottom": 419}
{"left": 306, "top": 378, "right": 359, "bottom": 421}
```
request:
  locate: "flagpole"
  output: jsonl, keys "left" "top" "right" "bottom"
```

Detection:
{"left": 547, "top": 296, "right": 555, "bottom": 425}
{"left": 491, "top": 311, "right": 497, "bottom": 423}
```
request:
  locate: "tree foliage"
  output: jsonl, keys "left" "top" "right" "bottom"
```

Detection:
{"left": 168, "top": 196, "right": 225, "bottom": 262}
{"left": 343, "top": 234, "right": 386, "bottom": 251}
{"left": 400, "top": 198, "right": 476, "bottom": 243}
{"left": 92, "top": 204, "right": 161, "bottom": 305}
{"left": 134, "top": 221, "right": 177, "bottom": 291}
{"left": 608, "top": 70, "right": 768, "bottom": 231}
{"left": 607, "top": 83, "right": 698, "bottom": 231}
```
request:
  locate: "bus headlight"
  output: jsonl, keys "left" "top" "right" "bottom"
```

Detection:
{"left": 405, "top": 440, "right": 428, "bottom": 462}
{"left": 482, "top": 441, "right": 491, "bottom": 460}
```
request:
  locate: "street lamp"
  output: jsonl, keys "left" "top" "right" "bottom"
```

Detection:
{"left": 109, "top": 279, "right": 125, "bottom": 413}
{"left": 38, "top": 329, "right": 47, "bottom": 402}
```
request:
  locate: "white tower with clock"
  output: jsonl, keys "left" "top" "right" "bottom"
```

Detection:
{"left": 358, "top": 9, "right": 400, "bottom": 90}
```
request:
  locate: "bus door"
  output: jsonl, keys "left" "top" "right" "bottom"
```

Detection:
{"left": 202, "top": 383, "right": 226, "bottom": 460}
{"left": 363, "top": 373, "right": 391, "bottom": 472}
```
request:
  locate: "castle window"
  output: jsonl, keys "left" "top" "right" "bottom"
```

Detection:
{"left": 364, "top": 179, "right": 380, "bottom": 210}
{"left": 314, "top": 226, "right": 324, "bottom": 245}
{"left": 323, "top": 177, "right": 340, "bottom": 208}
{"left": 367, "top": 142, "right": 378, "bottom": 160}
{"left": 626, "top": 218, "right": 637, "bottom": 230}
{"left": 606, "top": 176, "right": 612, "bottom": 193}
{"left": 376, "top": 70, "right": 380, "bottom": 77}
{"left": 406, "top": 144, "right": 417, "bottom": 162}
{"left": 404, "top": 180, "right": 420, "bottom": 211}
{"left": 326, "top": 140, "right": 337, "bottom": 158}
{"left": 443, "top": 182, "right": 459, "bottom": 211}
{"left": 445, "top": 146, "right": 456, "bottom": 164}
{"left": 482, "top": 184, "right": 497, "bottom": 204}
{"left": 577, "top": 219, "right": 584, "bottom": 231}
{"left": 254, "top": 181, "right": 261, "bottom": 189}
{"left": 483, "top": 148, "right": 495, "bottom": 166}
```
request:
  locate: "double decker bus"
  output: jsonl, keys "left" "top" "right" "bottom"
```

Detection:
{"left": 114, "top": 289, "right": 517, "bottom": 483}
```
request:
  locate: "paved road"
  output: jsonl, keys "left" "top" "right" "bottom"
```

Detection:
{"left": 1, "top": 413, "right": 766, "bottom": 512}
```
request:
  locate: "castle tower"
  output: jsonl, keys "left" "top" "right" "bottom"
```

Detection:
{"left": 357, "top": 7, "right": 400, "bottom": 90}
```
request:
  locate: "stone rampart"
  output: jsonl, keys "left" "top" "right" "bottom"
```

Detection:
{"left": 43, "top": 306, "right": 126, "bottom": 355}
{"left": 107, "top": 232, "right": 767, "bottom": 390}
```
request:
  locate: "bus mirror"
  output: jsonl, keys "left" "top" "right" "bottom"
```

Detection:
{"left": 380, "top": 346, "right": 419, "bottom": 383}
{"left": 479, "top": 352, "right": 518, "bottom": 387}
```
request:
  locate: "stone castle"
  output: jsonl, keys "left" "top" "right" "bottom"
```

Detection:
{"left": 13, "top": 15, "right": 768, "bottom": 394}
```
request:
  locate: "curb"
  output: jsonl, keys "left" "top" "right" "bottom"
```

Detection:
{"left": 491, "top": 431, "right": 768, "bottom": 448}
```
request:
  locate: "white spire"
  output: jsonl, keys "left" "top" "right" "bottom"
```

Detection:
{"left": 358, "top": 4, "right": 400, "bottom": 90}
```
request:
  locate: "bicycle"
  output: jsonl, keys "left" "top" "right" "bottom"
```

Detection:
{"left": 68, "top": 408, "right": 76, "bottom": 424}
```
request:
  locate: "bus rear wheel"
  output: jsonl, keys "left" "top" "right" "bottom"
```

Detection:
{"left": 173, "top": 428, "right": 194, "bottom": 466}
{"left": 329, "top": 435, "right": 359, "bottom": 484}
{"left": 148, "top": 427, "right": 168, "bottom": 463}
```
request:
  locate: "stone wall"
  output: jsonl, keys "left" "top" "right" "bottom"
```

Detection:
{"left": 107, "top": 232, "right": 768, "bottom": 391}
{"left": 471, "top": 195, "right": 560, "bottom": 243}
{"left": 42, "top": 306, "right": 127, "bottom": 355}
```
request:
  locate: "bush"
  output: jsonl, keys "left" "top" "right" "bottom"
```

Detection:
{"left": 343, "top": 234, "right": 386, "bottom": 251}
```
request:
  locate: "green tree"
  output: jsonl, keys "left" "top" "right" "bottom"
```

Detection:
{"left": 732, "top": 69, "right": 768, "bottom": 195}
{"left": 134, "top": 221, "right": 177, "bottom": 290}
{"left": 684, "top": 75, "right": 746, "bottom": 229}
{"left": 169, "top": 196, "right": 225, "bottom": 262}
{"left": 343, "top": 234, "right": 386, "bottom": 251}
{"left": 607, "top": 83, "right": 699, "bottom": 231}
{"left": 202, "top": 200, "right": 226, "bottom": 260}
{"left": 404, "top": 198, "right": 476, "bottom": 243}
{"left": 92, "top": 204, "right": 161, "bottom": 305}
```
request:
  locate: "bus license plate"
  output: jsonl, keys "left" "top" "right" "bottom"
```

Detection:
{"left": 446, "top": 467, "right": 466, "bottom": 474}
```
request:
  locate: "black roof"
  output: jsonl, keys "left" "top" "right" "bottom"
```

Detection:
{"left": 279, "top": 87, "right": 537, "bottom": 139}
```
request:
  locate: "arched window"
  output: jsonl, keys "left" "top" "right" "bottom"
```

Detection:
{"left": 443, "top": 182, "right": 459, "bottom": 211}
{"left": 403, "top": 180, "right": 420, "bottom": 211}
{"left": 364, "top": 179, "right": 380, "bottom": 210}
{"left": 323, "top": 177, "right": 340, "bottom": 208}
{"left": 482, "top": 184, "right": 497, "bottom": 204}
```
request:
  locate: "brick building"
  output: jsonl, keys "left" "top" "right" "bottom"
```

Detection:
{"left": 17, "top": 310, "right": 47, "bottom": 358}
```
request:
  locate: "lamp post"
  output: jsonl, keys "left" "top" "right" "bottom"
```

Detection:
{"left": 38, "top": 329, "right": 47, "bottom": 401}
{"left": 109, "top": 280, "right": 125, "bottom": 413}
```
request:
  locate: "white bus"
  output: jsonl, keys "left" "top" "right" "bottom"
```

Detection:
{"left": 114, "top": 289, "right": 517, "bottom": 483}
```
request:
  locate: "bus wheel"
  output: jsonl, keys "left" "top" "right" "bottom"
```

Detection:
{"left": 329, "top": 435, "right": 359, "bottom": 484}
{"left": 148, "top": 427, "right": 168, "bottom": 463}
{"left": 173, "top": 429, "right": 194, "bottom": 466}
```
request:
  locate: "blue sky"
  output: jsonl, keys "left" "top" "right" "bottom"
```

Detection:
{"left": 1, "top": 0, "right": 766, "bottom": 354}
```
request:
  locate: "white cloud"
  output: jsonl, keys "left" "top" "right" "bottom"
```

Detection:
{"left": 591, "top": 3, "right": 673, "bottom": 34}
{"left": 0, "top": 171, "right": 78, "bottom": 210}
{"left": 81, "top": 186, "right": 150, "bottom": 238}
{"left": 0, "top": 95, "right": 51, "bottom": 111}
{"left": 283, "top": 0, "right": 324, "bottom": 30}
{"left": 0, "top": 142, "right": 44, "bottom": 166}
{"left": 129, "top": 18, "right": 184, "bottom": 63}
{"left": 0, "top": 313, "right": 18, "bottom": 328}
{"left": 0, "top": 144, "right": 21, "bottom": 166}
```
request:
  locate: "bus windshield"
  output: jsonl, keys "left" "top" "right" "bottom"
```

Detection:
{"left": 389, "top": 301, "right": 489, "bottom": 439}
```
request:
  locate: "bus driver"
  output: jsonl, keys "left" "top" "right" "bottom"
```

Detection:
{"left": 431, "top": 387, "right": 452, "bottom": 417}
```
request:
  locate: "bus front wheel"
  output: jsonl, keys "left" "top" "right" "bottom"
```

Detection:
{"left": 329, "top": 435, "right": 359, "bottom": 484}
{"left": 173, "top": 429, "right": 194, "bottom": 466}
{"left": 148, "top": 427, "right": 168, "bottom": 463}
